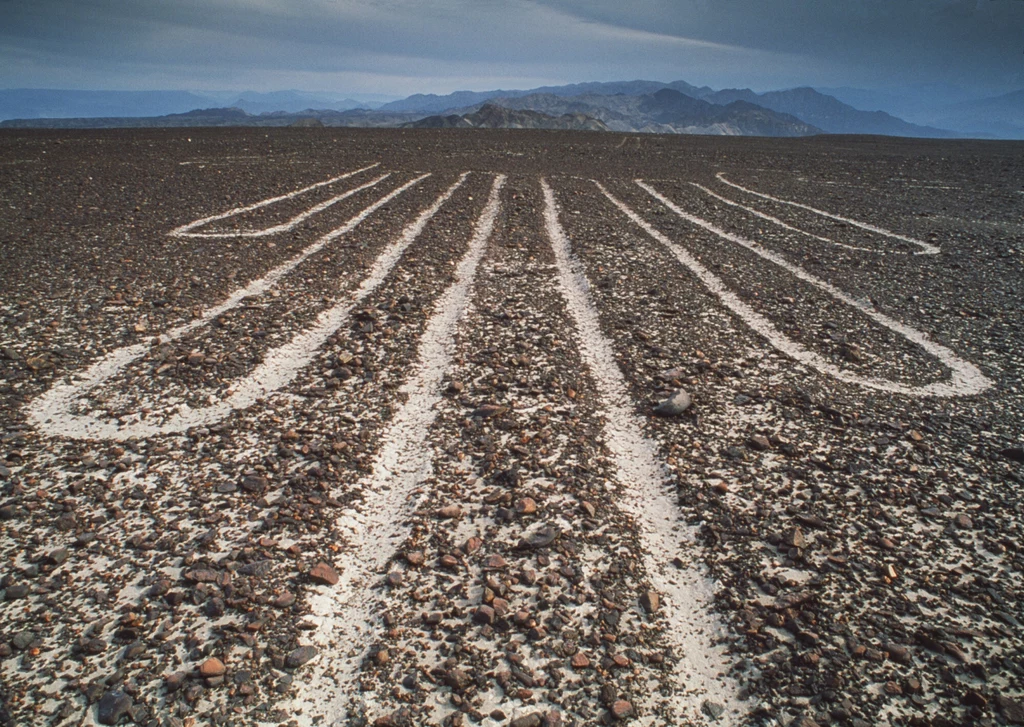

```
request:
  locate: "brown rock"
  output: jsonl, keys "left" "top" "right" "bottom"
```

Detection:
{"left": 462, "top": 536, "right": 483, "bottom": 554}
{"left": 164, "top": 672, "right": 187, "bottom": 692}
{"left": 610, "top": 700, "right": 633, "bottom": 720}
{"left": 483, "top": 554, "right": 507, "bottom": 570}
{"left": 785, "top": 527, "right": 807, "bottom": 549}
{"left": 954, "top": 513, "right": 974, "bottom": 529}
{"left": 748, "top": 435, "right": 771, "bottom": 451}
{"left": 198, "top": 658, "right": 226, "bottom": 678}
{"left": 571, "top": 653, "right": 590, "bottom": 668}
{"left": 437, "top": 504, "right": 463, "bottom": 519}
{"left": 509, "top": 714, "right": 543, "bottom": 727}
{"left": 405, "top": 551, "right": 425, "bottom": 567}
{"left": 272, "top": 591, "right": 296, "bottom": 608}
{"left": 309, "top": 562, "right": 339, "bottom": 586}
{"left": 639, "top": 590, "right": 660, "bottom": 615}
{"left": 471, "top": 404, "right": 507, "bottom": 419}
{"left": 473, "top": 606, "right": 496, "bottom": 625}
{"left": 516, "top": 497, "right": 538, "bottom": 515}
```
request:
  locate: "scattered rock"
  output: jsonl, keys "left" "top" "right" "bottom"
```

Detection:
{"left": 309, "top": 562, "right": 339, "bottom": 586}
{"left": 785, "top": 527, "right": 807, "bottom": 549}
{"left": 509, "top": 714, "right": 543, "bottom": 727}
{"left": 639, "top": 590, "right": 660, "bottom": 615}
{"left": 285, "top": 646, "right": 318, "bottom": 669}
{"left": 653, "top": 389, "right": 692, "bottom": 417}
{"left": 198, "top": 658, "right": 226, "bottom": 678}
{"left": 96, "top": 689, "right": 133, "bottom": 725}
{"left": 998, "top": 447, "right": 1024, "bottom": 463}
{"left": 702, "top": 700, "right": 725, "bottom": 720}
{"left": 995, "top": 695, "right": 1024, "bottom": 723}
{"left": 953, "top": 513, "right": 974, "bottom": 529}
{"left": 610, "top": 700, "right": 633, "bottom": 720}
{"left": 437, "top": 504, "right": 463, "bottom": 519}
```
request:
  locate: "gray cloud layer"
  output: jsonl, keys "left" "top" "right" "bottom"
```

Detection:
{"left": 1, "top": 0, "right": 1022, "bottom": 94}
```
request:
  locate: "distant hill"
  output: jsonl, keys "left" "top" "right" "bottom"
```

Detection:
{"left": 228, "top": 90, "right": 367, "bottom": 115}
{"left": 405, "top": 103, "right": 609, "bottom": 131}
{"left": 378, "top": 79, "right": 714, "bottom": 114}
{"left": 4, "top": 79, "right": 994, "bottom": 138}
{"left": 447, "top": 90, "right": 820, "bottom": 136}
{"left": 0, "top": 89, "right": 218, "bottom": 121}
{"left": 0, "top": 107, "right": 422, "bottom": 129}
{"left": 704, "top": 87, "right": 954, "bottom": 137}
{"left": 926, "top": 90, "right": 1024, "bottom": 139}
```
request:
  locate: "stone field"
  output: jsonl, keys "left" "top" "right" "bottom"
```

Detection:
{"left": 0, "top": 128, "right": 1022, "bottom": 727}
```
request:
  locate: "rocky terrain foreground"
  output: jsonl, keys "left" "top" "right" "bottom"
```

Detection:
{"left": 0, "top": 128, "right": 1022, "bottom": 727}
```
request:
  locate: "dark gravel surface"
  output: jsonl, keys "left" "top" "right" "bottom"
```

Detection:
{"left": 0, "top": 127, "right": 1022, "bottom": 727}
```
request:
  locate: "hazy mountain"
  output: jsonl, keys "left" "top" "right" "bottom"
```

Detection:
{"left": 229, "top": 90, "right": 367, "bottom": 114}
{"left": 405, "top": 103, "right": 609, "bottom": 131}
{"left": 705, "top": 87, "right": 953, "bottom": 137}
{"left": 3, "top": 79, "right": 983, "bottom": 138}
{"left": 0, "top": 89, "right": 218, "bottom": 121}
{"left": 0, "top": 107, "right": 422, "bottom": 129}
{"left": 379, "top": 79, "right": 714, "bottom": 113}
{"left": 922, "top": 90, "right": 1024, "bottom": 139}
{"left": 450, "top": 90, "right": 819, "bottom": 136}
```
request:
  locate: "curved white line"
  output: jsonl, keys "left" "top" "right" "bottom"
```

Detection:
{"left": 716, "top": 172, "right": 940, "bottom": 255}
{"left": 542, "top": 179, "right": 741, "bottom": 724}
{"left": 170, "top": 163, "right": 380, "bottom": 238}
{"left": 27, "top": 173, "right": 436, "bottom": 441}
{"left": 297, "top": 175, "right": 506, "bottom": 722}
{"left": 690, "top": 183, "right": 877, "bottom": 254}
{"left": 607, "top": 180, "right": 988, "bottom": 397}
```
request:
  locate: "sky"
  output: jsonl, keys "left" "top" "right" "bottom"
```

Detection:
{"left": 1, "top": 0, "right": 1023, "bottom": 98}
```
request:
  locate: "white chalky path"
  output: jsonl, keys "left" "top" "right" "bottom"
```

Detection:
{"left": 613, "top": 180, "right": 990, "bottom": 397}
{"left": 715, "top": 172, "right": 941, "bottom": 255}
{"left": 542, "top": 179, "right": 740, "bottom": 725}
{"left": 690, "top": 182, "right": 878, "bottom": 254}
{"left": 27, "top": 170, "right": 435, "bottom": 440}
{"left": 169, "top": 163, "right": 381, "bottom": 237}
{"left": 294, "top": 174, "right": 506, "bottom": 725}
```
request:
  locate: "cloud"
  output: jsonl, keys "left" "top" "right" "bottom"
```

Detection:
{"left": 0, "top": 0, "right": 1021, "bottom": 93}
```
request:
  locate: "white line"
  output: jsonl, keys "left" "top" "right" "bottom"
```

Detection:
{"left": 27, "top": 173, "right": 434, "bottom": 441}
{"left": 169, "top": 163, "right": 380, "bottom": 237}
{"left": 295, "top": 174, "right": 506, "bottom": 725}
{"left": 690, "top": 183, "right": 878, "bottom": 254}
{"left": 541, "top": 179, "right": 741, "bottom": 725}
{"left": 624, "top": 180, "right": 990, "bottom": 397}
{"left": 716, "top": 172, "right": 940, "bottom": 255}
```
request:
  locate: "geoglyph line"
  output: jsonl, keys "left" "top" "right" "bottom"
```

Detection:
{"left": 169, "top": 163, "right": 381, "bottom": 237}
{"left": 27, "top": 172, "right": 436, "bottom": 441}
{"left": 690, "top": 183, "right": 879, "bottom": 254}
{"left": 296, "top": 174, "right": 506, "bottom": 725}
{"left": 716, "top": 172, "right": 940, "bottom": 255}
{"left": 541, "top": 179, "right": 740, "bottom": 725}
{"left": 612, "top": 180, "right": 989, "bottom": 397}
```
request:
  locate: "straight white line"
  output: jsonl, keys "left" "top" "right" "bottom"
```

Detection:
{"left": 295, "top": 174, "right": 506, "bottom": 725}
{"left": 541, "top": 178, "right": 741, "bottom": 726}
{"left": 716, "top": 172, "right": 940, "bottom": 255}
{"left": 626, "top": 180, "right": 990, "bottom": 397}
{"left": 169, "top": 163, "right": 380, "bottom": 237}
{"left": 690, "top": 182, "right": 878, "bottom": 254}
{"left": 27, "top": 173, "right": 433, "bottom": 441}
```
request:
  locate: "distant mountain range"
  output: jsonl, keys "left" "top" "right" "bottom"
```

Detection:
{"left": 406, "top": 103, "right": 610, "bottom": 131}
{"left": 2, "top": 80, "right": 1021, "bottom": 139}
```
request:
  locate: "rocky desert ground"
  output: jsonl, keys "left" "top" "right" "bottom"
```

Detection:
{"left": 0, "top": 128, "right": 1022, "bottom": 727}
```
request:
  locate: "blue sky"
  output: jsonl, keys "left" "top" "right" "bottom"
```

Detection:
{"left": 1, "top": 0, "right": 1022, "bottom": 96}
